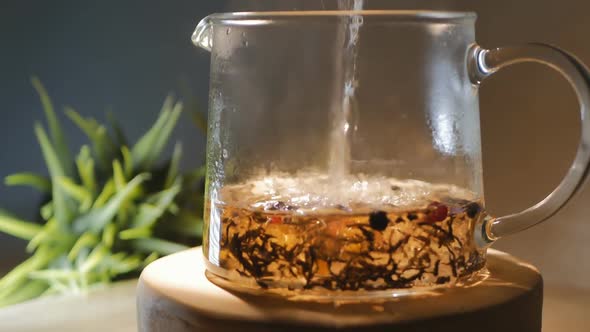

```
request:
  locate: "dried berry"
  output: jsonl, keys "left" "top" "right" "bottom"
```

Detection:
{"left": 270, "top": 216, "right": 282, "bottom": 224}
{"left": 264, "top": 200, "right": 297, "bottom": 211}
{"left": 465, "top": 202, "right": 481, "bottom": 218}
{"left": 427, "top": 202, "right": 448, "bottom": 223}
{"left": 369, "top": 211, "right": 390, "bottom": 231}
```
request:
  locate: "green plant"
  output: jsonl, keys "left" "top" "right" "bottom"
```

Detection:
{"left": 0, "top": 78, "right": 205, "bottom": 307}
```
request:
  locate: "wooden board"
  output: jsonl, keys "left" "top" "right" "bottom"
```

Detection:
{"left": 138, "top": 247, "right": 544, "bottom": 332}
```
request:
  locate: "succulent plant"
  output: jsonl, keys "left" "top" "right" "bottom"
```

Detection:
{"left": 0, "top": 78, "right": 205, "bottom": 307}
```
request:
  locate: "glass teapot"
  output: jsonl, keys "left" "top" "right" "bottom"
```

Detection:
{"left": 192, "top": 10, "right": 590, "bottom": 297}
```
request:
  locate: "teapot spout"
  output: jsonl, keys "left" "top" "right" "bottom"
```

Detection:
{"left": 192, "top": 16, "right": 212, "bottom": 51}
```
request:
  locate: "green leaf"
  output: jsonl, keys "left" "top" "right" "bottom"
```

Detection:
{"left": 191, "top": 110, "right": 208, "bottom": 135}
{"left": 79, "top": 245, "right": 109, "bottom": 273}
{"left": 4, "top": 172, "right": 51, "bottom": 193}
{"left": 112, "top": 160, "right": 126, "bottom": 191}
{"left": 143, "top": 252, "right": 159, "bottom": 266}
{"left": 0, "top": 210, "right": 41, "bottom": 240}
{"left": 26, "top": 219, "right": 67, "bottom": 253}
{"left": 102, "top": 223, "right": 117, "bottom": 248}
{"left": 102, "top": 253, "right": 142, "bottom": 275}
{"left": 29, "top": 269, "right": 81, "bottom": 281}
{"left": 106, "top": 111, "right": 127, "bottom": 147}
{"left": 76, "top": 145, "right": 97, "bottom": 196}
{"left": 178, "top": 78, "right": 207, "bottom": 135}
{"left": 119, "top": 227, "right": 152, "bottom": 240}
{"left": 0, "top": 245, "right": 60, "bottom": 294}
{"left": 65, "top": 107, "right": 117, "bottom": 170}
{"left": 164, "top": 212, "right": 204, "bottom": 238}
{"left": 131, "top": 97, "right": 176, "bottom": 170}
{"left": 73, "top": 173, "right": 150, "bottom": 234}
{"left": 131, "top": 238, "right": 189, "bottom": 256}
{"left": 35, "top": 124, "right": 66, "bottom": 178}
{"left": 129, "top": 204, "right": 160, "bottom": 229}
{"left": 145, "top": 102, "right": 183, "bottom": 168}
{"left": 40, "top": 201, "right": 53, "bottom": 221}
{"left": 55, "top": 176, "right": 92, "bottom": 212}
{"left": 31, "top": 77, "right": 73, "bottom": 176}
{"left": 68, "top": 232, "right": 98, "bottom": 261}
{"left": 131, "top": 181, "right": 181, "bottom": 228}
{"left": 35, "top": 124, "right": 75, "bottom": 228}
{"left": 93, "top": 179, "right": 115, "bottom": 209}
{"left": 120, "top": 146, "right": 133, "bottom": 178}
{"left": 0, "top": 280, "right": 48, "bottom": 308}
{"left": 184, "top": 165, "right": 207, "bottom": 186}
{"left": 165, "top": 142, "right": 182, "bottom": 189}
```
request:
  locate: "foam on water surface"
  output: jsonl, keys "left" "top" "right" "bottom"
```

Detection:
{"left": 219, "top": 173, "right": 477, "bottom": 213}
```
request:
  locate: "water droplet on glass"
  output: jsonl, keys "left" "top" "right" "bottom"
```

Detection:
{"left": 226, "top": 27, "right": 231, "bottom": 35}
{"left": 242, "top": 40, "right": 249, "bottom": 47}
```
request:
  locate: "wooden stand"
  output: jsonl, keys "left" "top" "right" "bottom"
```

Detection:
{"left": 137, "top": 247, "right": 543, "bottom": 332}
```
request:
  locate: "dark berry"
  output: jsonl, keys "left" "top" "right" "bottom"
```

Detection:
{"left": 465, "top": 202, "right": 481, "bottom": 218}
{"left": 369, "top": 211, "right": 390, "bottom": 231}
{"left": 427, "top": 202, "right": 448, "bottom": 223}
{"left": 264, "top": 201, "right": 297, "bottom": 211}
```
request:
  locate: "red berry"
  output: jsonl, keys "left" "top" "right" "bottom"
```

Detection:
{"left": 427, "top": 202, "right": 448, "bottom": 223}
{"left": 270, "top": 216, "right": 282, "bottom": 224}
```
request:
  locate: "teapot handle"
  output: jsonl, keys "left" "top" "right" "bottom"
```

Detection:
{"left": 468, "top": 43, "right": 590, "bottom": 246}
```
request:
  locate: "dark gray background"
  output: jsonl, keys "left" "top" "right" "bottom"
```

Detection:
{"left": 1, "top": 0, "right": 588, "bottom": 289}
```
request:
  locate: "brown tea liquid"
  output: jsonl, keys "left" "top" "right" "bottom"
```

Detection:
{"left": 204, "top": 175, "right": 486, "bottom": 292}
